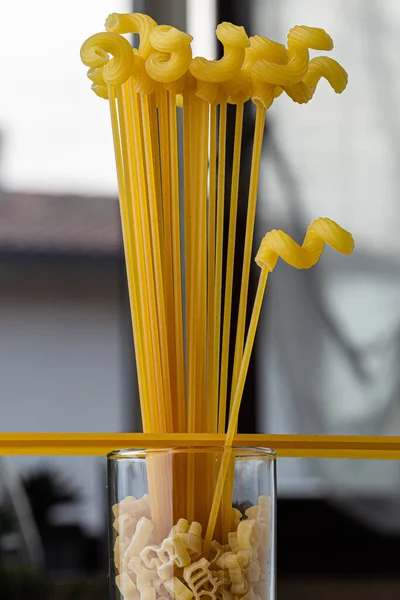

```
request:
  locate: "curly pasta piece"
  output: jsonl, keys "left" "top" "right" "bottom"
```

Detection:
{"left": 252, "top": 25, "right": 332, "bottom": 87}
{"left": 255, "top": 217, "right": 354, "bottom": 272}
{"left": 288, "top": 25, "right": 333, "bottom": 52}
{"left": 243, "top": 35, "right": 288, "bottom": 70}
{"left": 283, "top": 56, "right": 348, "bottom": 104}
{"left": 146, "top": 25, "right": 192, "bottom": 83}
{"left": 80, "top": 32, "right": 134, "bottom": 86}
{"left": 105, "top": 12, "right": 157, "bottom": 59}
{"left": 303, "top": 56, "right": 348, "bottom": 94}
{"left": 86, "top": 67, "right": 108, "bottom": 99}
{"left": 190, "top": 22, "right": 249, "bottom": 83}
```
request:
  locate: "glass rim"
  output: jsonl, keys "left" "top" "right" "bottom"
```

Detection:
{"left": 107, "top": 446, "right": 276, "bottom": 460}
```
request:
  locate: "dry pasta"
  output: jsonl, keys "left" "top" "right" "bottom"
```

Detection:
{"left": 80, "top": 11, "right": 353, "bottom": 598}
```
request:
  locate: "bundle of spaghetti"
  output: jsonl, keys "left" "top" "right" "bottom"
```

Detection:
{"left": 80, "top": 12, "right": 350, "bottom": 540}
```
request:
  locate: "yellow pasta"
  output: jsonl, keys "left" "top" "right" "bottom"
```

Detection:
{"left": 203, "top": 219, "right": 354, "bottom": 553}
{"left": 105, "top": 12, "right": 157, "bottom": 59}
{"left": 146, "top": 25, "right": 193, "bottom": 84}
{"left": 255, "top": 217, "right": 354, "bottom": 271}
{"left": 80, "top": 31, "right": 134, "bottom": 85}
{"left": 80, "top": 9, "right": 351, "bottom": 590}
{"left": 190, "top": 23, "right": 249, "bottom": 82}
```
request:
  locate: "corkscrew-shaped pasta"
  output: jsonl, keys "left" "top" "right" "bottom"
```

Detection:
{"left": 146, "top": 25, "right": 193, "bottom": 83}
{"left": 252, "top": 25, "right": 333, "bottom": 87}
{"left": 105, "top": 12, "right": 157, "bottom": 60}
{"left": 243, "top": 35, "right": 288, "bottom": 70}
{"left": 190, "top": 22, "right": 249, "bottom": 83}
{"left": 80, "top": 32, "right": 134, "bottom": 86}
{"left": 303, "top": 56, "right": 348, "bottom": 94}
{"left": 81, "top": 15, "right": 348, "bottom": 107}
{"left": 283, "top": 56, "right": 348, "bottom": 104}
{"left": 255, "top": 218, "right": 354, "bottom": 272}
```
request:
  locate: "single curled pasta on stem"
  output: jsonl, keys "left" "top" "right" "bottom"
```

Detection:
{"left": 146, "top": 25, "right": 193, "bottom": 83}
{"left": 255, "top": 217, "right": 354, "bottom": 272}
{"left": 80, "top": 32, "right": 134, "bottom": 86}
{"left": 190, "top": 22, "right": 249, "bottom": 83}
{"left": 252, "top": 25, "right": 333, "bottom": 87}
{"left": 105, "top": 12, "right": 157, "bottom": 59}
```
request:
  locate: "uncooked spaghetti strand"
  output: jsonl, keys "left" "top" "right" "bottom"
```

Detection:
{"left": 183, "top": 91, "right": 193, "bottom": 402}
{"left": 129, "top": 83, "right": 166, "bottom": 432}
{"left": 109, "top": 85, "right": 149, "bottom": 430}
{"left": 212, "top": 101, "right": 228, "bottom": 428}
{"left": 140, "top": 92, "right": 173, "bottom": 432}
{"left": 168, "top": 90, "right": 187, "bottom": 432}
{"left": 184, "top": 92, "right": 196, "bottom": 521}
{"left": 218, "top": 101, "right": 244, "bottom": 433}
{"left": 231, "top": 105, "right": 266, "bottom": 404}
{"left": 117, "top": 84, "right": 158, "bottom": 431}
{"left": 204, "top": 269, "right": 269, "bottom": 554}
{"left": 149, "top": 92, "right": 164, "bottom": 271}
{"left": 187, "top": 95, "right": 204, "bottom": 433}
{"left": 187, "top": 98, "right": 209, "bottom": 522}
{"left": 207, "top": 103, "right": 218, "bottom": 432}
{"left": 132, "top": 87, "right": 169, "bottom": 532}
{"left": 227, "top": 269, "right": 269, "bottom": 446}
{"left": 158, "top": 86, "right": 177, "bottom": 412}
{"left": 197, "top": 100, "right": 210, "bottom": 432}
{"left": 196, "top": 100, "right": 210, "bottom": 527}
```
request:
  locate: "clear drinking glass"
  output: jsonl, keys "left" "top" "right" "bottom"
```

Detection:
{"left": 108, "top": 446, "right": 276, "bottom": 600}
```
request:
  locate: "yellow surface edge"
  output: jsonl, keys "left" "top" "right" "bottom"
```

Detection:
{"left": 1, "top": 433, "right": 400, "bottom": 459}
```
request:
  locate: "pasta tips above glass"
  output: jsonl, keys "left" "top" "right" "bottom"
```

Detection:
{"left": 80, "top": 13, "right": 348, "bottom": 105}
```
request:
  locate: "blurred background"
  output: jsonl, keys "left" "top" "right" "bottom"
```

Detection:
{"left": 1, "top": 0, "right": 400, "bottom": 598}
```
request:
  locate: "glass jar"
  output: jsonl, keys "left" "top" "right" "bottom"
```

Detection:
{"left": 108, "top": 447, "right": 276, "bottom": 600}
